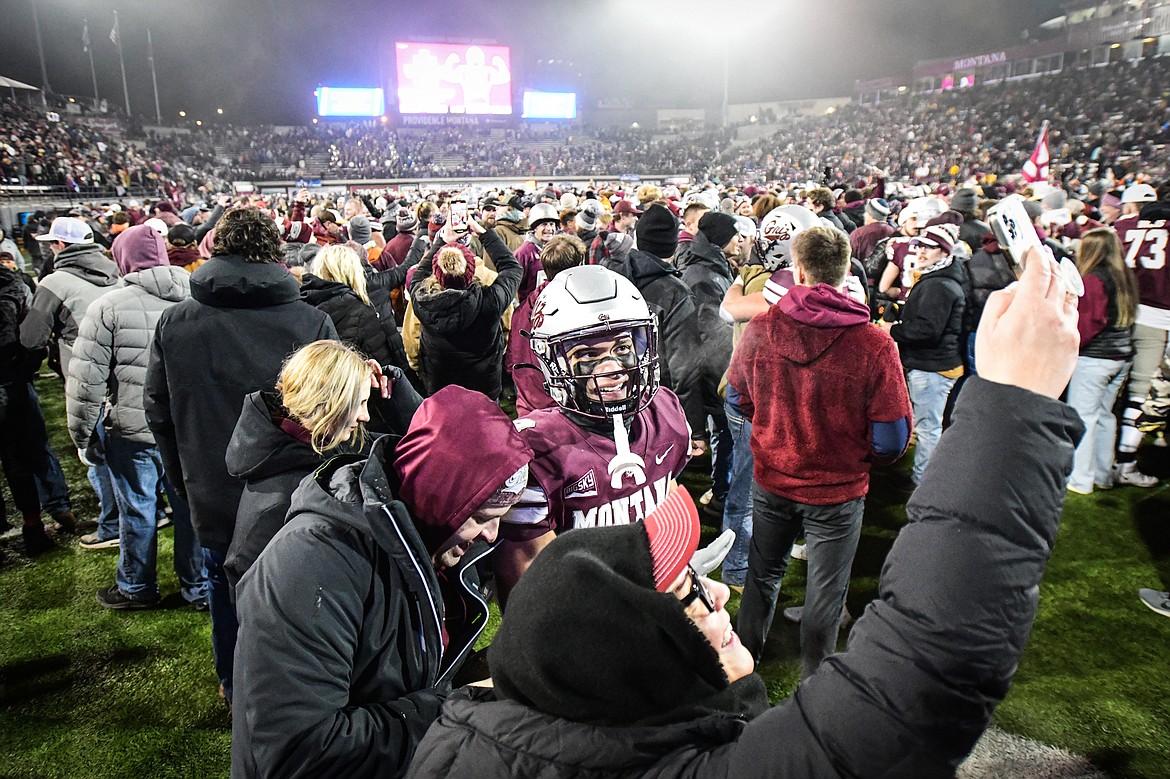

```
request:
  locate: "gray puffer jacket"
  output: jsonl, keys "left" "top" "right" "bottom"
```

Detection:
{"left": 66, "top": 265, "right": 191, "bottom": 449}
{"left": 19, "top": 241, "right": 121, "bottom": 378}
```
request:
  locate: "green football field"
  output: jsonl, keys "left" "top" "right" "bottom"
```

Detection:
{"left": 2, "top": 376, "right": 1168, "bottom": 778}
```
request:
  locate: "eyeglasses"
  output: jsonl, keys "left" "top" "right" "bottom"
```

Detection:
{"left": 679, "top": 565, "right": 716, "bottom": 615}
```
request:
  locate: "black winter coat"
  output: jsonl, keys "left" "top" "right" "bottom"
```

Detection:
{"left": 967, "top": 240, "right": 1018, "bottom": 327}
{"left": 603, "top": 249, "right": 705, "bottom": 438}
{"left": 890, "top": 259, "right": 967, "bottom": 373}
{"left": 232, "top": 436, "right": 493, "bottom": 779}
{"left": 300, "top": 274, "right": 398, "bottom": 366}
{"left": 224, "top": 391, "right": 326, "bottom": 593}
{"left": 144, "top": 255, "right": 337, "bottom": 551}
{"left": 0, "top": 268, "right": 36, "bottom": 385}
{"left": 408, "top": 378, "right": 1085, "bottom": 779}
{"left": 410, "top": 230, "right": 521, "bottom": 400}
{"left": 674, "top": 232, "right": 734, "bottom": 426}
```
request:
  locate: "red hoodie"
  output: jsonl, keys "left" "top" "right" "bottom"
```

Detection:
{"left": 728, "top": 284, "right": 910, "bottom": 505}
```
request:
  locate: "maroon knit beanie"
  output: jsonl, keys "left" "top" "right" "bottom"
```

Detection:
{"left": 434, "top": 243, "right": 477, "bottom": 290}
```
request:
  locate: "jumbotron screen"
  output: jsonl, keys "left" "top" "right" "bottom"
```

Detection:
{"left": 315, "top": 87, "right": 385, "bottom": 117}
{"left": 522, "top": 91, "right": 577, "bottom": 120}
{"left": 395, "top": 41, "right": 512, "bottom": 115}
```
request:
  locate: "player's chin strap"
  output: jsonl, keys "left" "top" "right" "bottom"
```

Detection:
{"left": 607, "top": 412, "right": 646, "bottom": 488}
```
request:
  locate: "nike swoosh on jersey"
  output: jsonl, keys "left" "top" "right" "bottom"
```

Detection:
{"left": 655, "top": 445, "right": 675, "bottom": 465}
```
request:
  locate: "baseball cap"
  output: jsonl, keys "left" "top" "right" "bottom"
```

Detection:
{"left": 613, "top": 200, "right": 643, "bottom": 216}
{"left": 1121, "top": 183, "right": 1157, "bottom": 204}
{"left": 36, "top": 217, "right": 94, "bottom": 244}
{"left": 644, "top": 488, "right": 702, "bottom": 592}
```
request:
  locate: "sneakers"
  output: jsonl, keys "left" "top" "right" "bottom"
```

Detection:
{"left": 1113, "top": 463, "right": 1160, "bottom": 488}
{"left": 782, "top": 605, "right": 852, "bottom": 628}
{"left": 1138, "top": 588, "right": 1170, "bottom": 618}
{"left": 156, "top": 516, "right": 173, "bottom": 530}
{"left": 1067, "top": 484, "right": 1093, "bottom": 495}
{"left": 790, "top": 543, "right": 808, "bottom": 561}
{"left": 95, "top": 585, "right": 159, "bottom": 610}
{"left": 22, "top": 524, "right": 55, "bottom": 555}
{"left": 79, "top": 532, "right": 120, "bottom": 550}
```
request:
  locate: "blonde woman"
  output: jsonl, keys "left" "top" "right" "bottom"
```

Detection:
{"left": 301, "top": 244, "right": 409, "bottom": 371}
{"left": 223, "top": 340, "right": 417, "bottom": 591}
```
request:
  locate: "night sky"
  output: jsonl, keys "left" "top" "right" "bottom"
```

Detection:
{"left": 1, "top": 0, "right": 1065, "bottom": 125}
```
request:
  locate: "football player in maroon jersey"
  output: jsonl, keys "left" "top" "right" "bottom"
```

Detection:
{"left": 494, "top": 265, "right": 692, "bottom": 599}
{"left": 1112, "top": 181, "right": 1170, "bottom": 486}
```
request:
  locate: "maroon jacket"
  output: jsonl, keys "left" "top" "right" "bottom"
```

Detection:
{"left": 729, "top": 284, "right": 910, "bottom": 505}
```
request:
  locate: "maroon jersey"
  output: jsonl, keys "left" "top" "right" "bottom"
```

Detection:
{"left": 1116, "top": 211, "right": 1170, "bottom": 310}
{"left": 502, "top": 389, "right": 691, "bottom": 540}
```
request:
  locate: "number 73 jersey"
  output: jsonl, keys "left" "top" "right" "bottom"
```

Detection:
{"left": 1117, "top": 207, "right": 1170, "bottom": 310}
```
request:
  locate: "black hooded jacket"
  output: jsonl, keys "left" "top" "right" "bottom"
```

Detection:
{"left": 890, "top": 258, "right": 968, "bottom": 373}
{"left": 232, "top": 388, "right": 533, "bottom": 779}
{"left": 224, "top": 391, "right": 331, "bottom": 593}
{"left": 674, "top": 232, "right": 735, "bottom": 424}
{"left": 144, "top": 255, "right": 337, "bottom": 551}
{"left": 300, "top": 273, "right": 400, "bottom": 367}
{"left": 410, "top": 229, "right": 521, "bottom": 400}
{"left": 603, "top": 249, "right": 705, "bottom": 438}
{"left": 408, "top": 379, "right": 1084, "bottom": 779}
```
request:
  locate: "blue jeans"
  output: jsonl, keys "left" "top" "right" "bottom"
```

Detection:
{"left": 1067, "top": 356, "right": 1131, "bottom": 492}
{"left": 204, "top": 546, "right": 238, "bottom": 702}
{"left": 906, "top": 369, "right": 958, "bottom": 485}
{"left": 720, "top": 400, "right": 753, "bottom": 587}
{"left": 22, "top": 382, "right": 71, "bottom": 516}
{"left": 736, "top": 484, "right": 864, "bottom": 678}
{"left": 105, "top": 434, "right": 207, "bottom": 604}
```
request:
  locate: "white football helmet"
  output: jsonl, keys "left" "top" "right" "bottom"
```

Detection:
{"left": 755, "top": 205, "right": 820, "bottom": 271}
{"left": 528, "top": 266, "right": 659, "bottom": 419}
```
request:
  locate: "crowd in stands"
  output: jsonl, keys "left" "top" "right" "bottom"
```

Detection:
{"left": 3, "top": 58, "right": 1166, "bottom": 196}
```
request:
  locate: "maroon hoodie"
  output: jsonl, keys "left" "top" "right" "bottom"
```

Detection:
{"left": 729, "top": 283, "right": 910, "bottom": 505}
{"left": 394, "top": 385, "right": 533, "bottom": 553}
{"left": 111, "top": 224, "right": 169, "bottom": 275}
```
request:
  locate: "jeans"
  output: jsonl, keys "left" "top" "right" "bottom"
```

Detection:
{"left": 105, "top": 434, "right": 207, "bottom": 604}
{"left": 18, "top": 382, "right": 71, "bottom": 516}
{"left": 1067, "top": 356, "right": 1131, "bottom": 492}
{"left": 720, "top": 400, "right": 754, "bottom": 587}
{"left": 906, "top": 369, "right": 958, "bottom": 485}
{"left": 86, "top": 417, "right": 120, "bottom": 540}
{"left": 736, "top": 483, "right": 864, "bottom": 678}
{"left": 204, "top": 546, "right": 238, "bottom": 702}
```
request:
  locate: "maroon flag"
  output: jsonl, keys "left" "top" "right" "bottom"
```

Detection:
{"left": 1021, "top": 121, "right": 1050, "bottom": 183}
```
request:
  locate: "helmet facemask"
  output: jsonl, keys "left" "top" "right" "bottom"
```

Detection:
{"left": 537, "top": 321, "right": 658, "bottom": 420}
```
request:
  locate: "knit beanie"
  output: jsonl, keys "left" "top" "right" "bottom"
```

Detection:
{"left": 348, "top": 215, "right": 372, "bottom": 245}
{"left": 434, "top": 243, "right": 477, "bottom": 290}
{"left": 913, "top": 223, "right": 960, "bottom": 255}
{"left": 490, "top": 489, "right": 766, "bottom": 726}
{"left": 865, "top": 198, "right": 892, "bottom": 222}
{"left": 634, "top": 204, "right": 679, "bottom": 259}
{"left": 697, "top": 211, "right": 738, "bottom": 249}
{"left": 396, "top": 207, "right": 419, "bottom": 233}
{"left": 1041, "top": 189, "right": 1068, "bottom": 211}
{"left": 950, "top": 188, "right": 979, "bottom": 214}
